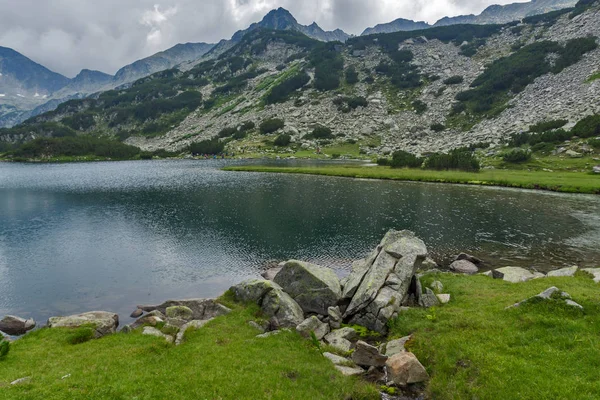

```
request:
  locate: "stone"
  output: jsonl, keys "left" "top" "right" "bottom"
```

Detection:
{"left": 507, "top": 287, "right": 575, "bottom": 308}
{"left": 385, "top": 352, "right": 429, "bottom": 386}
{"left": 565, "top": 300, "right": 583, "bottom": 309}
{"left": 175, "top": 319, "right": 213, "bottom": 345}
{"left": 384, "top": 336, "right": 411, "bottom": 357}
{"left": 335, "top": 365, "right": 365, "bottom": 376}
{"left": 565, "top": 150, "right": 582, "bottom": 158}
{"left": 138, "top": 299, "right": 230, "bottom": 321}
{"left": 430, "top": 281, "right": 444, "bottom": 293}
{"left": 48, "top": 311, "right": 118, "bottom": 338}
{"left": 128, "top": 315, "right": 163, "bottom": 331}
{"left": 273, "top": 260, "right": 342, "bottom": 315}
{"left": 142, "top": 326, "right": 174, "bottom": 343}
{"left": 325, "top": 327, "right": 359, "bottom": 343}
{"left": 419, "top": 288, "right": 440, "bottom": 308}
{"left": 260, "top": 288, "right": 305, "bottom": 328}
{"left": 341, "top": 258, "right": 372, "bottom": 299}
{"left": 323, "top": 352, "right": 351, "bottom": 365}
{"left": 593, "top": 165, "right": 600, "bottom": 174}
{"left": 130, "top": 309, "right": 143, "bottom": 318}
{"left": 230, "top": 279, "right": 281, "bottom": 303}
{"left": 436, "top": 294, "right": 451, "bottom": 304}
{"left": 456, "top": 253, "right": 483, "bottom": 266}
{"left": 547, "top": 266, "right": 578, "bottom": 277}
{"left": 11, "top": 377, "right": 32, "bottom": 385}
{"left": 326, "top": 337, "right": 352, "bottom": 353}
{"left": 327, "top": 306, "right": 342, "bottom": 329}
{"left": 261, "top": 266, "right": 282, "bottom": 281}
{"left": 248, "top": 321, "right": 266, "bottom": 333}
{"left": 582, "top": 268, "right": 600, "bottom": 283}
{"left": 421, "top": 257, "right": 439, "bottom": 270}
{"left": 449, "top": 260, "right": 479, "bottom": 275}
{"left": 256, "top": 329, "right": 290, "bottom": 339}
{"left": 351, "top": 340, "right": 388, "bottom": 367}
{"left": 296, "top": 316, "right": 330, "bottom": 340}
{"left": 492, "top": 267, "right": 538, "bottom": 283}
{"left": 165, "top": 306, "right": 193, "bottom": 320}
{"left": 165, "top": 318, "right": 187, "bottom": 328}
{"left": 0, "top": 315, "right": 36, "bottom": 336}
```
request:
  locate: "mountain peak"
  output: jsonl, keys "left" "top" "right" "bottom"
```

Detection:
{"left": 260, "top": 7, "right": 299, "bottom": 30}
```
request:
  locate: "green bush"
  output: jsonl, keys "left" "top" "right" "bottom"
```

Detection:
{"left": 333, "top": 96, "right": 368, "bottom": 112}
{"left": 431, "top": 123, "right": 446, "bottom": 132}
{"left": 571, "top": 114, "right": 600, "bottom": 138}
{"left": 189, "top": 138, "right": 224, "bottom": 155}
{"left": 424, "top": 149, "right": 480, "bottom": 171}
{"left": 139, "top": 152, "right": 154, "bottom": 160}
{"left": 309, "top": 43, "right": 344, "bottom": 91}
{"left": 588, "top": 138, "right": 600, "bottom": 148}
{"left": 531, "top": 142, "right": 556, "bottom": 153}
{"left": 218, "top": 127, "right": 238, "bottom": 138}
{"left": 11, "top": 136, "right": 141, "bottom": 159}
{"left": 274, "top": 134, "right": 292, "bottom": 147}
{"left": 377, "top": 158, "right": 390, "bottom": 166}
{"left": 259, "top": 118, "right": 285, "bottom": 134}
{"left": 412, "top": 100, "right": 428, "bottom": 114}
{"left": 239, "top": 121, "right": 255, "bottom": 132}
{"left": 390, "top": 150, "right": 423, "bottom": 168}
{"left": 503, "top": 148, "right": 532, "bottom": 163}
{"left": 266, "top": 71, "right": 310, "bottom": 104}
{"left": 67, "top": 326, "right": 95, "bottom": 345}
{"left": 443, "top": 75, "right": 464, "bottom": 85}
{"left": 529, "top": 119, "right": 568, "bottom": 133}
{"left": 0, "top": 340, "right": 9, "bottom": 359}
{"left": 307, "top": 126, "right": 334, "bottom": 140}
{"left": 345, "top": 66, "right": 359, "bottom": 84}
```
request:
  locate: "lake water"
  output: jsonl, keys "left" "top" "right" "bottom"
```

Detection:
{"left": 1, "top": 160, "right": 599, "bottom": 324}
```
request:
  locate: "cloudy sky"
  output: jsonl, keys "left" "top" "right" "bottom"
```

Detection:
{"left": 0, "top": 0, "right": 525, "bottom": 77}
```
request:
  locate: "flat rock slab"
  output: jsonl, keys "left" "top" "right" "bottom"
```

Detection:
{"left": 175, "top": 319, "right": 212, "bottom": 345}
{"left": 335, "top": 365, "right": 365, "bottom": 376}
{"left": 142, "top": 327, "right": 174, "bottom": 343}
{"left": 323, "top": 352, "right": 351, "bottom": 365}
{"left": 491, "top": 267, "right": 543, "bottom": 283}
{"left": 138, "top": 299, "right": 230, "bottom": 321}
{"left": 274, "top": 260, "right": 342, "bottom": 315}
{"left": 384, "top": 336, "right": 411, "bottom": 357}
{"left": 547, "top": 266, "right": 578, "bottom": 277}
{"left": 48, "top": 311, "right": 118, "bottom": 338}
{"left": 582, "top": 268, "right": 600, "bottom": 283}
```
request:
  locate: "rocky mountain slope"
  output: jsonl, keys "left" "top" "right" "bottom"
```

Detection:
{"left": 362, "top": 19, "right": 431, "bottom": 36}
{"left": 1, "top": 1, "right": 599, "bottom": 158}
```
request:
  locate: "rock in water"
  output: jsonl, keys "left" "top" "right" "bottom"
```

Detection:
{"left": 385, "top": 352, "right": 429, "bottom": 386}
{"left": 449, "top": 259, "right": 479, "bottom": 275}
{"left": 344, "top": 230, "right": 427, "bottom": 333}
{"left": 0, "top": 315, "right": 36, "bottom": 336}
{"left": 48, "top": 311, "right": 118, "bottom": 338}
{"left": 130, "top": 309, "right": 143, "bottom": 318}
{"left": 273, "top": 260, "right": 342, "bottom": 315}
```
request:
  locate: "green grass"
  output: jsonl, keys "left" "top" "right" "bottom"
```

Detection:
{"left": 586, "top": 71, "right": 600, "bottom": 82}
{"left": 223, "top": 165, "right": 600, "bottom": 194}
{"left": 390, "top": 273, "right": 600, "bottom": 400}
{"left": 0, "top": 304, "right": 377, "bottom": 399}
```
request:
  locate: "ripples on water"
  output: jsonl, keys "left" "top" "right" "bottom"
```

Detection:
{"left": 0, "top": 160, "right": 599, "bottom": 322}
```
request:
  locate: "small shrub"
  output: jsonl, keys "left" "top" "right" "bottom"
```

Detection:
{"left": 276, "top": 64, "right": 286, "bottom": 71}
{"left": 503, "top": 148, "right": 532, "bottom": 163}
{"left": 274, "top": 134, "right": 291, "bottom": 147}
{"left": 218, "top": 127, "right": 238, "bottom": 138}
{"left": 390, "top": 150, "right": 423, "bottom": 168}
{"left": 412, "top": 100, "right": 427, "bottom": 114}
{"left": 431, "top": 123, "right": 446, "bottom": 132}
{"left": 424, "top": 149, "right": 480, "bottom": 172}
{"left": 345, "top": 66, "right": 359, "bottom": 84}
{"left": 259, "top": 118, "right": 285, "bottom": 134}
{"left": 67, "top": 326, "right": 95, "bottom": 345}
{"left": 189, "top": 138, "right": 224, "bottom": 155}
{"left": 239, "top": 121, "right": 255, "bottom": 131}
{"left": 571, "top": 114, "right": 600, "bottom": 138}
{"left": 0, "top": 340, "right": 9, "bottom": 359}
{"left": 443, "top": 75, "right": 464, "bottom": 85}
{"left": 139, "top": 152, "right": 154, "bottom": 160}
{"left": 377, "top": 158, "right": 390, "bottom": 166}
{"left": 531, "top": 142, "right": 555, "bottom": 153}
{"left": 588, "top": 138, "right": 600, "bottom": 148}
{"left": 307, "top": 126, "right": 334, "bottom": 140}
{"left": 529, "top": 119, "right": 568, "bottom": 133}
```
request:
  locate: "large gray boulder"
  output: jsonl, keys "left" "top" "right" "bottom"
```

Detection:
{"left": 449, "top": 260, "right": 479, "bottom": 275}
{"left": 352, "top": 340, "right": 388, "bottom": 367}
{"left": 547, "top": 266, "right": 578, "bottom": 277}
{"left": 582, "top": 268, "right": 600, "bottom": 283}
{"left": 490, "top": 267, "right": 544, "bottom": 283}
{"left": 273, "top": 260, "right": 342, "bottom": 315}
{"left": 138, "top": 299, "right": 230, "bottom": 321}
{"left": 48, "top": 311, "right": 119, "bottom": 338}
{"left": 0, "top": 315, "right": 36, "bottom": 336}
{"left": 344, "top": 230, "right": 427, "bottom": 333}
{"left": 231, "top": 279, "right": 281, "bottom": 303}
{"left": 385, "top": 352, "right": 429, "bottom": 386}
{"left": 296, "top": 316, "right": 329, "bottom": 340}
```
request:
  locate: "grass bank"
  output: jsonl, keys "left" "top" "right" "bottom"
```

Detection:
{"left": 0, "top": 303, "right": 377, "bottom": 400}
{"left": 396, "top": 273, "right": 600, "bottom": 399}
{"left": 223, "top": 165, "right": 600, "bottom": 194}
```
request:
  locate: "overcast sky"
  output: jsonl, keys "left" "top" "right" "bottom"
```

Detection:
{"left": 0, "top": 0, "right": 526, "bottom": 77}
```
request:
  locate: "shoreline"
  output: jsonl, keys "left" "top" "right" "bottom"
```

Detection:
{"left": 223, "top": 164, "right": 600, "bottom": 195}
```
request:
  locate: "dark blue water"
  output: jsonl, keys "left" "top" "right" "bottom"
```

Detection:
{"left": 1, "top": 160, "right": 599, "bottom": 324}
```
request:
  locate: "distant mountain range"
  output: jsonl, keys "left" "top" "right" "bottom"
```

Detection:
{"left": 362, "top": 0, "right": 578, "bottom": 35}
{"left": 0, "top": 0, "right": 580, "bottom": 128}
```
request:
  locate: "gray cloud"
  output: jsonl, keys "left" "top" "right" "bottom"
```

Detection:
{"left": 0, "top": 0, "right": 521, "bottom": 77}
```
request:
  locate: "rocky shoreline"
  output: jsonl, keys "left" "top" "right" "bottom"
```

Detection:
{"left": 2, "top": 230, "right": 599, "bottom": 394}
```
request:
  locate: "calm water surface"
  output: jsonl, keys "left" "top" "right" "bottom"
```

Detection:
{"left": 1, "top": 160, "right": 599, "bottom": 324}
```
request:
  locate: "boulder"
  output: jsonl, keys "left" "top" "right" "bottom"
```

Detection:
{"left": 436, "top": 294, "right": 451, "bottom": 304}
{"left": 341, "top": 257, "right": 374, "bottom": 299}
{"left": 130, "top": 309, "right": 143, "bottom": 318}
{"left": 327, "top": 306, "right": 342, "bottom": 329}
{"left": 260, "top": 288, "right": 305, "bottom": 328}
{"left": 248, "top": 321, "right": 267, "bottom": 333}
{"left": 128, "top": 314, "right": 164, "bottom": 331}
{"left": 138, "top": 299, "right": 230, "bottom": 321}
{"left": 582, "top": 268, "right": 600, "bottom": 283}
{"left": 175, "top": 319, "right": 212, "bottom": 345}
{"left": 384, "top": 336, "right": 411, "bottom": 357}
{"left": 323, "top": 352, "right": 351, "bottom": 365}
{"left": 351, "top": 340, "right": 388, "bottom": 367}
{"left": 230, "top": 279, "right": 281, "bottom": 303}
{"left": 325, "top": 327, "right": 358, "bottom": 342}
{"left": 296, "top": 316, "right": 330, "bottom": 340}
{"left": 142, "top": 327, "right": 174, "bottom": 343}
{"left": 48, "top": 311, "right": 118, "bottom": 338}
{"left": 385, "top": 352, "right": 429, "bottom": 386}
{"left": 273, "top": 260, "right": 342, "bottom": 315}
{"left": 165, "top": 306, "right": 193, "bottom": 320}
{"left": 261, "top": 266, "right": 282, "bottom": 281}
{"left": 449, "top": 260, "right": 479, "bottom": 275}
{"left": 491, "top": 267, "right": 540, "bottom": 283}
{"left": 507, "top": 287, "right": 580, "bottom": 309}
{"left": 344, "top": 230, "right": 427, "bottom": 333}
{"left": 0, "top": 315, "right": 36, "bottom": 336}
{"left": 547, "top": 266, "right": 578, "bottom": 277}
{"left": 326, "top": 337, "right": 352, "bottom": 353}
{"left": 456, "top": 253, "right": 483, "bottom": 266}
{"left": 430, "top": 281, "right": 444, "bottom": 293}
{"left": 335, "top": 365, "right": 365, "bottom": 376}
{"left": 418, "top": 288, "right": 440, "bottom": 308}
